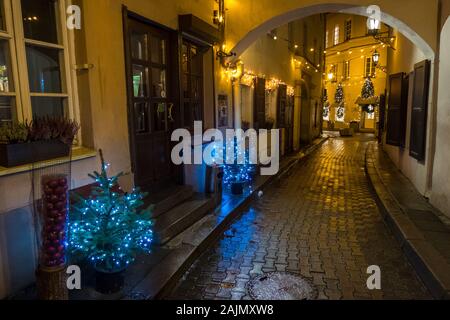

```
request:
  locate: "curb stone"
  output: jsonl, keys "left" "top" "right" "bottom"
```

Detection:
{"left": 365, "top": 142, "right": 450, "bottom": 300}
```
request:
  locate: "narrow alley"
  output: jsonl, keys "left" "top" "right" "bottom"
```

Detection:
{"left": 169, "top": 135, "right": 430, "bottom": 300}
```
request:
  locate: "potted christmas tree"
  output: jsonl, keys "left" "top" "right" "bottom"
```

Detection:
{"left": 68, "top": 150, "right": 153, "bottom": 294}
{"left": 223, "top": 138, "right": 254, "bottom": 195}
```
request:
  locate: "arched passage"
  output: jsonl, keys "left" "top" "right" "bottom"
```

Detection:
{"left": 229, "top": 3, "right": 434, "bottom": 60}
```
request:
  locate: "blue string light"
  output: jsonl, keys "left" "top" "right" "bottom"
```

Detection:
{"left": 68, "top": 151, "right": 153, "bottom": 273}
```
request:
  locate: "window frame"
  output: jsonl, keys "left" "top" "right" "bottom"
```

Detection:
{"left": 365, "top": 57, "right": 376, "bottom": 78}
{"left": 343, "top": 60, "right": 350, "bottom": 80}
{"left": 0, "top": 0, "right": 23, "bottom": 123}
{"left": 3, "top": 0, "right": 80, "bottom": 142}
{"left": 334, "top": 24, "right": 340, "bottom": 46}
{"left": 344, "top": 19, "right": 352, "bottom": 41}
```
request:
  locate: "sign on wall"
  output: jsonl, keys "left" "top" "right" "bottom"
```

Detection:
{"left": 218, "top": 94, "right": 229, "bottom": 128}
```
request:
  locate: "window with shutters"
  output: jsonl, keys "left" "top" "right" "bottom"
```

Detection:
{"left": 409, "top": 60, "right": 431, "bottom": 161}
{"left": 386, "top": 72, "right": 408, "bottom": 147}
{"left": 344, "top": 19, "right": 352, "bottom": 41}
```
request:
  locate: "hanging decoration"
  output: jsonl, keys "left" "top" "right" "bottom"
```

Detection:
{"left": 287, "top": 86, "right": 295, "bottom": 97}
{"left": 361, "top": 77, "right": 375, "bottom": 99}
{"left": 68, "top": 150, "right": 153, "bottom": 275}
{"left": 335, "top": 83, "right": 345, "bottom": 122}
{"left": 334, "top": 83, "right": 344, "bottom": 104}
{"left": 323, "top": 101, "right": 330, "bottom": 121}
{"left": 266, "top": 78, "right": 284, "bottom": 91}
{"left": 241, "top": 73, "right": 256, "bottom": 87}
{"left": 362, "top": 104, "right": 375, "bottom": 114}
{"left": 336, "top": 106, "right": 345, "bottom": 122}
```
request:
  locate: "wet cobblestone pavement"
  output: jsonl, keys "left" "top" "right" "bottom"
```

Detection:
{"left": 168, "top": 135, "right": 431, "bottom": 300}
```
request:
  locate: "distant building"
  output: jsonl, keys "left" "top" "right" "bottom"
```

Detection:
{"left": 323, "top": 13, "right": 390, "bottom": 132}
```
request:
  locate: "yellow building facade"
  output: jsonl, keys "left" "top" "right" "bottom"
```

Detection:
{"left": 323, "top": 13, "right": 389, "bottom": 131}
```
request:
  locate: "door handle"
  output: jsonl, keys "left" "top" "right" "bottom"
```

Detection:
{"left": 168, "top": 103, "right": 175, "bottom": 123}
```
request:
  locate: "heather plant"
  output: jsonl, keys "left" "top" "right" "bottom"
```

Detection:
{"left": 29, "top": 117, "right": 80, "bottom": 144}
{"left": 0, "top": 123, "right": 29, "bottom": 144}
{"left": 0, "top": 117, "right": 79, "bottom": 145}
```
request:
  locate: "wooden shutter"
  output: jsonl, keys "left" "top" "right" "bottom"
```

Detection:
{"left": 378, "top": 93, "right": 386, "bottom": 143}
{"left": 410, "top": 60, "right": 431, "bottom": 161}
{"left": 386, "top": 73, "right": 408, "bottom": 147}
{"left": 254, "top": 77, "right": 266, "bottom": 130}
{"left": 277, "top": 84, "right": 287, "bottom": 128}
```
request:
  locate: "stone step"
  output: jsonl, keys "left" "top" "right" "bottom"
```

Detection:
{"left": 153, "top": 196, "right": 214, "bottom": 245}
{"left": 146, "top": 185, "right": 194, "bottom": 219}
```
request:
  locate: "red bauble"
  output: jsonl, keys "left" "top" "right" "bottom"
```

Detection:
{"left": 54, "top": 186, "right": 66, "bottom": 195}
{"left": 46, "top": 246, "right": 56, "bottom": 253}
{"left": 47, "top": 180, "right": 59, "bottom": 189}
{"left": 58, "top": 178, "right": 67, "bottom": 186}
{"left": 44, "top": 186, "right": 54, "bottom": 195}
{"left": 55, "top": 201, "right": 65, "bottom": 210}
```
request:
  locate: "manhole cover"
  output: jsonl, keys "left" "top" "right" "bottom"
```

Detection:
{"left": 247, "top": 272, "right": 317, "bottom": 300}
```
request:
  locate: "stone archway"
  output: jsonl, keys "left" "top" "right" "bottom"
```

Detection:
{"left": 227, "top": 2, "right": 435, "bottom": 60}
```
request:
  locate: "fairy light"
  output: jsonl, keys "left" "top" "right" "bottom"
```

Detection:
{"left": 68, "top": 152, "right": 153, "bottom": 273}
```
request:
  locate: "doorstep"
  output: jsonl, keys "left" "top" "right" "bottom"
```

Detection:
{"left": 365, "top": 142, "right": 450, "bottom": 300}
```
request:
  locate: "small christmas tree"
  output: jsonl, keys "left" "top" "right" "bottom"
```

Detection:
{"left": 223, "top": 138, "right": 254, "bottom": 187}
{"left": 69, "top": 150, "right": 153, "bottom": 273}
{"left": 361, "top": 78, "right": 375, "bottom": 99}
{"left": 335, "top": 83, "right": 344, "bottom": 104}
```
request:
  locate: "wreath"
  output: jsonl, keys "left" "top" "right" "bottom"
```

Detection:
{"left": 336, "top": 106, "right": 345, "bottom": 120}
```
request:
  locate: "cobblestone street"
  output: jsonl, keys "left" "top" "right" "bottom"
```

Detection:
{"left": 168, "top": 135, "right": 431, "bottom": 300}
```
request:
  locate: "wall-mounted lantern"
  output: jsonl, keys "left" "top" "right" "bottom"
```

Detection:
{"left": 372, "top": 50, "right": 380, "bottom": 66}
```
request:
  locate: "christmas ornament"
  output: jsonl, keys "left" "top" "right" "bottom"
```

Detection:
{"left": 40, "top": 174, "right": 69, "bottom": 269}
{"left": 336, "top": 106, "right": 345, "bottom": 121}
{"left": 335, "top": 83, "right": 344, "bottom": 104}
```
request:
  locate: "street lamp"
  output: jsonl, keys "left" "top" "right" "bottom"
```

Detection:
{"left": 367, "top": 17, "right": 381, "bottom": 36}
{"left": 372, "top": 50, "right": 380, "bottom": 66}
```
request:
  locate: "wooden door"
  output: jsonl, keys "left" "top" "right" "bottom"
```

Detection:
{"left": 378, "top": 93, "right": 386, "bottom": 143}
{"left": 285, "top": 95, "right": 295, "bottom": 154}
{"left": 124, "top": 14, "right": 180, "bottom": 189}
{"left": 254, "top": 78, "right": 266, "bottom": 130}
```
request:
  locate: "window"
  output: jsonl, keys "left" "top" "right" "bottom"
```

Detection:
{"left": 365, "top": 57, "right": 376, "bottom": 78}
{"left": 344, "top": 19, "right": 352, "bottom": 41}
{"left": 334, "top": 25, "right": 340, "bottom": 45}
{"left": 330, "top": 64, "right": 337, "bottom": 82}
{"left": 182, "top": 41, "right": 203, "bottom": 130}
{"left": 0, "top": 0, "right": 77, "bottom": 127}
{"left": 343, "top": 61, "right": 350, "bottom": 80}
{"left": 325, "top": 30, "right": 329, "bottom": 48}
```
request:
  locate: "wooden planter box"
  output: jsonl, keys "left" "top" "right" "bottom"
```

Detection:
{"left": 0, "top": 140, "right": 71, "bottom": 168}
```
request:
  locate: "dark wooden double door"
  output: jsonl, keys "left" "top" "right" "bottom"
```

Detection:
{"left": 124, "top": 15, "right": 181, "bottom": 190}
